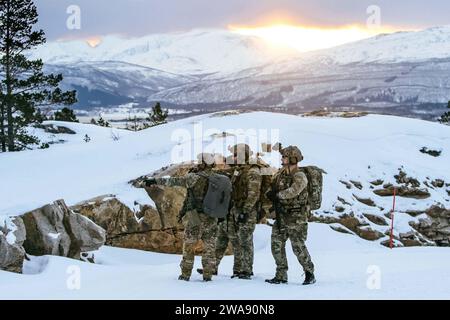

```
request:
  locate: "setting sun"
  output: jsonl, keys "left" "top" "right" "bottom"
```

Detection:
{"left": 229, "top": 24, "right": 398, "bottom": 52}
{"left": 86, "top": 37, "right": 102, "bottom": 48}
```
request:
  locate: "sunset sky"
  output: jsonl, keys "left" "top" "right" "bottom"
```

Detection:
{"left": 34, "top": 0, "right": 449, "bottom": 51}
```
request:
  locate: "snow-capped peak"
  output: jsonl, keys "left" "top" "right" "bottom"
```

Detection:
{"left": 30, "top": 29, "right": 297, "bottom": 75}
{"left": 315, "top": 25, "right": 450, "bottom": 64}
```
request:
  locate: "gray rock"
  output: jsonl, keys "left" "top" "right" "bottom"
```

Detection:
{"left": 0, "top": 234, "right": 25, "bottom": 273}
{"left": 21, "top": 200, "right": 105, "bottom": 259}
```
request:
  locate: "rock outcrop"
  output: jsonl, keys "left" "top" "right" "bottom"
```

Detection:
{"left": 71, "top": 195, "right": 187, "bottom": 254}
{"left": 0, "top": 234, "right": 26, "bottom": 273}
{"left": 373, "top": 185, "right": 431, "bottom": 199}
{"left": 410, "top": 206, "right": 450, "bottom": 246}
{"left": 21, "top": 200, "right": 105, "bottom": 258}
{"left": 0, "top": 200, "right": 105, "bottom": 273}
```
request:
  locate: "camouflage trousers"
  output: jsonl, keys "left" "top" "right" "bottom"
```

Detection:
{"left": 215, "top": 208, "right": 257, "bottom": 275}
{"left": 215, "top": 217, "right": 241, "bottom": 274}
{"left": 271, "top": 221, "right": 314, "bottom": 281}
{"left": 180, "top": 210, "right": 218, "bottom": 278}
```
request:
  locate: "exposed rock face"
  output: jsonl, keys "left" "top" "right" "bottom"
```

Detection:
{"left": 36, "top": 124, "right": 76, "bottom": 134}
{"left": 339, "top": 180, "right": 352, "bottom": 189}
{"left": 410, "top": 206, "right": 450, "bottom": 246}
{"left": 395, "top": 170, "right": 420, "bottom": 188}
{"left": 0, "top": 200, "right": 105, "bottom": 273}
{"left": 431, "top": 179, "right": 445, "bottom": 188}
{"left": 353, "top": 195, "right": 376, "bottom": 207}
{"left": 350, "top": 180, "right": 363, "bottom": 190}
{"left": 21, "top": 200, "right": 105, "bottom": 259}
{"left": 363, "top": 213, "right": 389, "bottom": 226}
{"left": 370, "top": 179, "right": 384, "bottom": 186}
{"left": 71, "top": 195, "right": 187, "bottom": 254}
{"left": 420, "top": 147, "right": 441, "bottom": 157}
{"left": 373, "top": 186, "right": 430, "bottom": 199}
{"left": 0, "top": 234, "right": 25, "bottom": 273}
{"left": 356, "top": 227, "right": 385, "bottom": 241}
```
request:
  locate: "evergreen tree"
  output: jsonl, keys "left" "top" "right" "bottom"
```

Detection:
{"left": 439, "top": 101, "right": 450, "bottom": 124}
{"left": 54, "top": 107, "right": 78, "bottom": 122}
{"left": 147, "top": 102, "right": 168, "bottom": 127}
{"left": 90, "top": 118, "right": 97, "bottom": 125}
{"left": 0, "top": 0, "right": 76, "bottom": 151}
{"left": 97, "top": 116, "right": 110, "bottom": 127}
{"left": 126, "top": 115, "right": 141, "bottom": 131}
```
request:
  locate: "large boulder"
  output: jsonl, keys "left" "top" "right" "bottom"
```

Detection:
{"left": 0, "top": 216, "right": 27, "bottom": 273}
{"left": 21, "top": 200, "right": 105, "bottom": 259}
{"left": 71, "top": 195, "right": 186, "bottom": 254}
{"left": 0, "top": 234, "right": 25, "bottom": 273}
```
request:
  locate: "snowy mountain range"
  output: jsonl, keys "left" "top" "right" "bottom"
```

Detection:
{"left": 31, "top": 26, "right": 450, "bottom": 119}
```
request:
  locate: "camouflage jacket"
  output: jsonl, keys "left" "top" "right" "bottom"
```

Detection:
{"left": 273, "top": 166, "right": 309, "bottom": 210}
{"left": 155, "top": 166, "right": 212, "bottom": 213}
{"left": 230, "top": 164, "right": 262, "bottom": 214}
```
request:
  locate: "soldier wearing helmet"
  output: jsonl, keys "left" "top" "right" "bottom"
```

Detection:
{"left": 144, "top": 152, "right": 220, "bottom": 282}
{"left": 199, "top": 143, "right": 262, "bottom": 280}
{"left": 265, "top": 144, "right": 316, "bottom": 285}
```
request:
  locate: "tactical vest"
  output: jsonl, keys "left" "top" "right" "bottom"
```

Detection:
{"left": 184, "top": 167, "right": 210, "bottom": 213}
{"left": 275, "top": 167, "right": 309, "bottom": 210}
{"left": 230, "top": 164, "right": 258, "bottom": 210}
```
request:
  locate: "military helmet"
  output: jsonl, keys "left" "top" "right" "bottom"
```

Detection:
{"left": 225, "top": 155, "right": 237, "bottom": 166}
{"left": 229, "top": 143, "right": 253, "bottom": 164}
{"left": 280, "top": 145, "right": 304, "bottom": 164}
{"left": 197, "top": 152, "right": 216, "bottom": 166}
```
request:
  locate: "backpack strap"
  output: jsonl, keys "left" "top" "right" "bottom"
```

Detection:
{"left": 196, "top": 172, "right": 210, "bottom": 180}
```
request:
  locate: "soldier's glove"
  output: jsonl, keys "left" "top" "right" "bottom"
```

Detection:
{"left": 143, "top": 178, "right": 157, "bottom": 187}
{"left": 266, "top": 190, "right": 276, "bottom": 202}
{"left": 237, "top": 211, "right": 248, "bottom": 224}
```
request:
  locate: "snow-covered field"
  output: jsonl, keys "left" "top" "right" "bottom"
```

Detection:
{"left": 1, "top": 111, "right": 449, "bottom": 299}
{"left": 1, "top": 223, "right": 450, "bottom": 299}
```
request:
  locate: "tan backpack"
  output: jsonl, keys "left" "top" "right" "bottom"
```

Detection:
{"left": 299, "top": 166, "right": 324, "bottom": 210}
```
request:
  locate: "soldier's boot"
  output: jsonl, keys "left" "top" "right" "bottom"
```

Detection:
{"left": 178, "top": 275, "right": 190, "bottom": 281}
{"left": 203, "top": 276, "right": 212, "bottom": 282}
{"left": 197, "top": 268, "right": 218, "bottom": 276}
{"left": 302, "top": 272, "right": 316, "bottom": 285}
{"left": 265, "top": 277, "right": 288, "bottom": 285}
{"left": 238, "top": 272, "right": 252, "bottom": 280}
{"left": 179, "top": 266, "right": 192, "bottom": 282}
{"left": 231, "top": 272, "right": 240, "bottom": 279}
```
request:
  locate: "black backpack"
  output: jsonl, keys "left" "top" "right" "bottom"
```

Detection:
{"left": 197, "top": 172, "right": 232, "bottom": 218}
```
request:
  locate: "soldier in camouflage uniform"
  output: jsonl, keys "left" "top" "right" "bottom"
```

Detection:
{"left": 265, "top": 146, "right": 316, "bottom": 285}
{"left": 145, "top": 153, "right": 219, "bottom": 282}
{"left": 226, "top": 144, "right": 262, "bottom": 280}
{"left": 196, "top": 155, "right": 241, "bottom": 277}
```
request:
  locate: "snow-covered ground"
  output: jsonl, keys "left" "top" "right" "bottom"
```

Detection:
{"left": 1, "top": 223, "right": 449, "bottom": 299}
{"left": 1, "top": 111, "right": 449, "bottom": 299}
